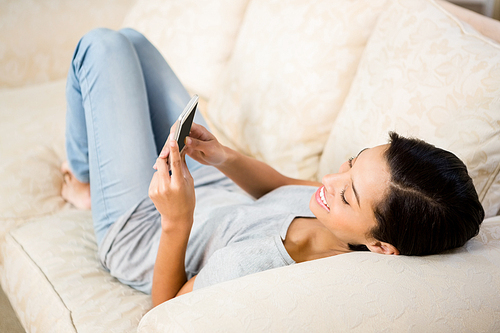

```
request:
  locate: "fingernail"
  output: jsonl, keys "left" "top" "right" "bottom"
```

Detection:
{"left": 153, "top": 163, "right": 157, "bottom": 170}
{"left": 170, "top": 140, "right": 175, "bottom": 147}
{"left": 185, "top": 137, "right": 191, "bottom": 145}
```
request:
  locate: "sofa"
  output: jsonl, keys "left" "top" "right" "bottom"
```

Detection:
{"left": 1, "top": 0, "right": 499, "bottom": 331}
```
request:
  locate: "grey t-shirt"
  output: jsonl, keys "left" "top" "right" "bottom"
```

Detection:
{"left": 98, "top": 166, "right": 317, "bottom": 293}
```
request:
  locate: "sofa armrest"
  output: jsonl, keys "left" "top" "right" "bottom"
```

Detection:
{"left": 0, "top": 0, "right": 136, "bottom": 88}
{"left": 437, "top": 0, "right": 500, "bottom": 44}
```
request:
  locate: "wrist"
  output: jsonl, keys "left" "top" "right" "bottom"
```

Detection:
{"left": 160, "top": 215, "right": 193, "bottom": 235}
{"left": 218, "top": 146, "right": 236, "bottom": 169}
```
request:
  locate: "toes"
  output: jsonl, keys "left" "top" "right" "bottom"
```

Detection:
{"left": 61, "top": 161, "right": 71, "bottom": 174}
{"left": 63, "top": 173, "right": 71, "bottom": 184}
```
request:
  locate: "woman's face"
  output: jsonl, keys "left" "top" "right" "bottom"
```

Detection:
{"left": 310, "top": 144, "right": 392, "bottom": 251}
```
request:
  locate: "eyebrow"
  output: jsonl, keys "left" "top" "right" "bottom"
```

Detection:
{"left": 351, "top": 148, "right": 367, "bottom": 208}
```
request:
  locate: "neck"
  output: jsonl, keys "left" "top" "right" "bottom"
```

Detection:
{"left": 284, "top": 217, "right": 351, "bottom": 263}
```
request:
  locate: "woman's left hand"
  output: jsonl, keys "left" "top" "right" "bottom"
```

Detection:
{"left": 182, "top": 123, "right": 228, "bottom": 167}
{"left": 149, "top": 137, "right": 195, "bottom": 232}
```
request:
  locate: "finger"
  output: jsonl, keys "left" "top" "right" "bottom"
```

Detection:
{"left": 160, "top": 120, "right": 181, "bottom": 158}
{"left": 159, "top": 133, "right": 173, "bottom": 159}
{"left": 148, "top": 173, "right": 156, "bottom": 198}
{"left": 168, "top": 137, "right": 183, "bottom": 181}
{"left": 149, "top": 171, "right": 159, "bottom": 193}
{"left": 170, "top": 121, "right": 178, "bottom": 135}
{"left": 181, "top": 152, "right": 193, "bottom": 181}
{"left": 189, "top": 123, "right": 213, "bottom": 141}
{"left": 155, "top": 156, "right": 171, "bottom": 183}
{"left": 158, "top": 148, "right": 170, "bottom": 159}
{"left": 184, "top": 136, "right": 207, "bottom": 154}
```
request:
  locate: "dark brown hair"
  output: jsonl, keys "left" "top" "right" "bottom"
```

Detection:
{"left": 369, "top": 132, "right": 484, "bottom": 255}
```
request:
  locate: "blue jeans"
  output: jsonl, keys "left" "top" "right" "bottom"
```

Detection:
{"left": 65, "top": 28, "right": 208, "bottom": 245}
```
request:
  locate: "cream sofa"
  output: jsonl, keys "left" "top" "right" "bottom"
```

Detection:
{"left": 1, "top": 0, "right": 500, "bottom": 332}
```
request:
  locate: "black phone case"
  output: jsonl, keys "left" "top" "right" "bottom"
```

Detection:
{"left": 177, "top": 105, "right": 197, "bottom": 152}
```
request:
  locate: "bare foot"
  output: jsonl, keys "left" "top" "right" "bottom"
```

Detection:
{"left": 61, "top": 161, "right": 91, "bottom": 210}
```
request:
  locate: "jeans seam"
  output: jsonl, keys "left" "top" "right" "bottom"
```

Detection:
{"left": 79, "top": 55, "right": 111, "bottom": 238}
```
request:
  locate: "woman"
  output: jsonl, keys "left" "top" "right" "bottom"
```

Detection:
{"left": 62, "top": 28, "right": 484, "bottom": 307}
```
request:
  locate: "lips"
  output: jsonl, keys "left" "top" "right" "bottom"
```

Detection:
{"left": 315, "top": 186, "right": 330, "bottom": 212}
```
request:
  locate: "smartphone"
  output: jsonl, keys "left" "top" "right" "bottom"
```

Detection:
{"left": 166, "top": 95, "right": 198, "bottom": 175}
{"left": 174, "top": 94, "right": 198, "bottom": 152}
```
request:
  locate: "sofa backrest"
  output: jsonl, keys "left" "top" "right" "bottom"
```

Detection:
{"left": 206, "top": 0, "right": 392, "bottom": 180}
{"left": 122, "top": 0, "right": 252, "bottom": 100}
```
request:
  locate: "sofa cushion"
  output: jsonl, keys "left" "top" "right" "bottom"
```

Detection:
{"left": 206, "top": 0, "right": 390, "bottom": 180}
{"left": 0, "top": 210, "right": 150, "bottom": 332}
{"left": 122, "top": 0, "right": 251, "bottom": 99}
{"left": 139, "top": 215, "right": 500, "bottom": 332}
{"left": 0, "top": 80, "right": 68, "bottom": 223}
{"left": 318, "top": 0, "right": 500, "bottom": 217}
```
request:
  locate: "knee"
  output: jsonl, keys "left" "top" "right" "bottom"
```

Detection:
{"left": 76, "top": 28, "right": 131, "bottom": 61}
{"left": 118, "top": 28, "right": 149, "bottom": 50}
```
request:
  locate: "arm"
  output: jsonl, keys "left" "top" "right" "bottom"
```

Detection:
{"left": 149, "top": 137, "right": 196, "bottom": 307}
{"left": 216, "top": 147, "right": 320, "bottom": 198}
{"left": 180, "top": 123, "right": 321, "bottom": 198}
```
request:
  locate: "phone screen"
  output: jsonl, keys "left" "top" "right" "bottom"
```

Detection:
{"left": 176, "top": 102, "right": 197, "bottom": 152}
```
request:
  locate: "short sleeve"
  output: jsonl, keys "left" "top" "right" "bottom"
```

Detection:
{"left": 193, "top": 236, "right": 295, "bottom": 290}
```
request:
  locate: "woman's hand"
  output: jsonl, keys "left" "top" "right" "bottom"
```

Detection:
{"left": 149, "top": 137, "right": 195, "bottom": 232}
{"left": 183, "top": 123, "right": 228, "bottom": 166}
{"left": 156, "top": 122, "right": 227, "bottom": 167}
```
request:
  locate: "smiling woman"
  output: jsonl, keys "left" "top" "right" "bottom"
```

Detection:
{"left": 60, "top": 28, "right": 485, "bottom": 308}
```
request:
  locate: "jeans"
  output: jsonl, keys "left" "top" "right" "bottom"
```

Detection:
{"left": 65, "top": 28, "right": 208, "bottom": 245}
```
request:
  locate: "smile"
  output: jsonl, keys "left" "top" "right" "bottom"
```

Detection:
{"left": 316, "top": 186, "right": 330, "bottom": 212}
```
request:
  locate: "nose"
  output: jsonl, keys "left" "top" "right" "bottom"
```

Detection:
{"left": 322, "top": 172, "right": 347, "bottom": 194}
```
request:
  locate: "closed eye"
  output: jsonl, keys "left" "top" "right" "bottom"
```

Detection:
{"left": 340, "top": 188, "right": 349, "bottom": 205}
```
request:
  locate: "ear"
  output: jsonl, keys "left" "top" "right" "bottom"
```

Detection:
{"left": 366, "top": 241, "right": 400, "bottom": 255}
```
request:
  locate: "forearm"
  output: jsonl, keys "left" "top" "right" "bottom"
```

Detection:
{"left": 150, "top": 137, "right": 197, "bottom": 307}
{"left": 217, "top": 146, "right": 319, "bottom": 198}
{"left": 183, "top": 123, "right": 321, "bottom": 198}
{"left": 151, "top": 220, "right": 191, "bottom": 307}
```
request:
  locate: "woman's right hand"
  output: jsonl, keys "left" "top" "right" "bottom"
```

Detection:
{"left": 183, "top": 123, "right": 228, "bottom": 167}
{"left": 149, "top": 137, "right": 195, "bottom": 232}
